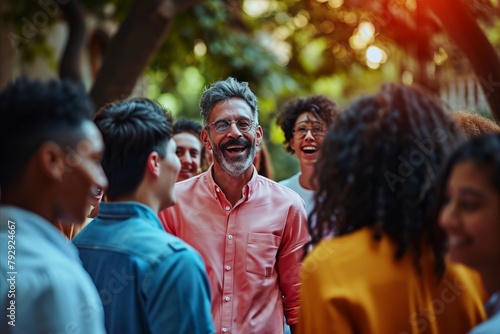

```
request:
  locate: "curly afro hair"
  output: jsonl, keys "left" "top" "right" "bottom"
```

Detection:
{"left": 307, "top": 83, "right": 463, "bottom": 277}
{"left": 276, "top": 95, "right": 341, "bottom": 154}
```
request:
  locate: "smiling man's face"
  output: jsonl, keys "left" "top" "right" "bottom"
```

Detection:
{"left": 201, "top": 98, "right": 262, "bottom": 178}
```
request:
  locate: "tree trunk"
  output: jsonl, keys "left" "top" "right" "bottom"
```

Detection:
{"left": 90, "top": 0, "right": 205, "bottom": 111}
{"left": 59, "top": 0, "right": 86, "bottom": 83}
{"left": 424, "top": 0, "right": 500, "bottom": 121}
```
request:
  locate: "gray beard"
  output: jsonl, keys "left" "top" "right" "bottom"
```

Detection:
{"left": 209, "top": 136, "right": 256, "bottom": 177}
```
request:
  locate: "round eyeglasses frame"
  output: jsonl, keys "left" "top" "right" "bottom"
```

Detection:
{"left": 206, "top": 118, "right": 255, "bottom": 134}
{"left": 293, "top": 124, "right": 326, "bottom": 139}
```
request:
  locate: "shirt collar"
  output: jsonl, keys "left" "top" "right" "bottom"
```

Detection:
{"left": 0, "top": 205, "right": 79, "bottom": 260}
{"left": 205, "top": 164, "right": 258, "bottom": 201}
{"left": 486, "top": 290, "right": 500, "bottom": 318}
{"left": 96, "top": 201, "right": 163, "bottom": 230}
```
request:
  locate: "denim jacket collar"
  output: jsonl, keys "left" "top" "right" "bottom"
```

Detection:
{"left": 96, "top": 202, "right": 162, "bottom": 230}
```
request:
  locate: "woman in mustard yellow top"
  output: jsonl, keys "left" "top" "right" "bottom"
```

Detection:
{"left": 298, "top": 84, "right": 486, "bottom": 334}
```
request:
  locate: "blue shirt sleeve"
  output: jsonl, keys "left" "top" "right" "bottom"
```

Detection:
{"left": 7, "top": 268, "right": 106, "bottom": 334}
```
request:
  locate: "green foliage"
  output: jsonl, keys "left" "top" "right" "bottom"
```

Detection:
{"left": 149, "top": 0, "right": 298, "bottom": 111}
{"left": 2, "top": 0, "right": 499, "bottom": 178}
{"left": 1, "top": 0, "right": 58, "bottom": 63}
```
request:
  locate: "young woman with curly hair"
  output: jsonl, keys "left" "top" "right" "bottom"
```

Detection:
{"left": 297, "top": 84, "right": 487, "bottom": 334}
{"left": 276, "top": 95, "right": 341, "bottom": 216}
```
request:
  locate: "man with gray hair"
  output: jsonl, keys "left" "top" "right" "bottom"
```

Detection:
{"left": 159, "top": 77, "right": 309, "bottom": 334}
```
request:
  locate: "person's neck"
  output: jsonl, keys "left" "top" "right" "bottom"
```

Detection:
{"left": 212, "top": 165, "right": 253, "bottom": 206}
{"left": 298, "top": 164, "right": 316, "bottom": 190}
{"left": 114, "top": 189, "right": 160, "bottom": 214}
{"left": 2, "top": 188, "right": 57, "bottom": 225}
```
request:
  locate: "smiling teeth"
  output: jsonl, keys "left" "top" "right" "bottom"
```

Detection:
{"left": 90, "top": 185, "right": 101, "bottom": 197}
{"left": 448, "top": 237, "right": 468, "bottom": 246}
{"left": 303, "top": 146, "right": 317, "bottom": 150}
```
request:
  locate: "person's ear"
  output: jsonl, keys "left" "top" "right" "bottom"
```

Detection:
{"left": 289, "top": 137, "right": 296, "bottom": 152}
{"left": 146, "top": 151, "right": 161, "bottom": 178}
{"left": 200, "top": 128, "right": 213, "bottom": 151}
{"left": 255, "top": 125, "right": 263, "bottom": 147}
{"left": 37, "top": 141, "right": 66, "bottom": 182}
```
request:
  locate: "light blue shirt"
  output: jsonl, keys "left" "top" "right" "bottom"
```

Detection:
{"left": 73, "top": 201, "right": 214, "bottom": 334}
{"left": 469, "top": 291, "right": 500, "bottom": 334}
{"left": 0, "top": 205, "right": 106, "bottom": 334}
{"left": 279, "top": 172, "right": 314, "bottom": 216}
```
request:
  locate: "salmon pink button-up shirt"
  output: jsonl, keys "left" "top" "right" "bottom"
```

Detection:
{"left": 159, "top": 166, "right": 310, "bottom": 334}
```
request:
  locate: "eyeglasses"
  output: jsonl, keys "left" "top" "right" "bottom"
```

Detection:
{"left": 207, "top": 118, "right": 254, "bottom": 134}
{"left": 293, "top": 124, "right": 326, "bottom": 138}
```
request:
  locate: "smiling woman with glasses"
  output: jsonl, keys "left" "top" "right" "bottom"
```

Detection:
{"left": 276, "top": 95, "right": 341, "bottom": 219}
{"left": 207, "top": 117, "right": 254, "bottom": 134}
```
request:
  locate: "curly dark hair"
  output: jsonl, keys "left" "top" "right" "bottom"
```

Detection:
{"left": 276, "top": 95, "right": 341, "bottom": 153}
{"left": 307, "top": 83, "right": 463, "bottom": 277}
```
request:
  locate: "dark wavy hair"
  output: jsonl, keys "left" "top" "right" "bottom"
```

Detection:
{"left": 307, "top": 83, "right": 463, "bottom": 276}
{"left": 200, "top": 77, "right": 258, "bottom": 126}
{"left": 94, "top": 98, "right": 173, "bottom": 200}
{"left": 173, "top": 118, "right": 202, "bottom": 137}
{"left": 276, "top": 95, "right": 341, "bottom": 153}
{"left": 433, "top": 133, "right": 500, "bottom": 225}
{"left": 254, "top": 139, "right": 275, "bottom": 180}
{"left": 0, "top": 77, "right": 93, "bottom": 190}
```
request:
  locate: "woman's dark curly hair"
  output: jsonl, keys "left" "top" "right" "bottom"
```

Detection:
{"left": 307, "top": 83, "right": 463, "bottom": 277}
{"left": 276, "top": 95, "right": 341, "bottom": 153}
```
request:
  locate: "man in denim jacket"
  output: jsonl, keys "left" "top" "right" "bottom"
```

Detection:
{"left": 73, "top": 98, "right": 215, "bottom": 334}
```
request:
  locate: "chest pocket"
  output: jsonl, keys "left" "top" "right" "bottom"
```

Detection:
{"left": 245, "top": 232, "right": 281, "bottom": 277}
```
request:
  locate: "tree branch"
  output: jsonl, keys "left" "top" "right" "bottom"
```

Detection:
{"left": 90, "top": 0, "right": 205, "bottom": 111}
{"left": 424, "top": 0, "right": 500, "bottom": 121}
{"left": 59, "top": 0, "right": 86, "bottom": 83}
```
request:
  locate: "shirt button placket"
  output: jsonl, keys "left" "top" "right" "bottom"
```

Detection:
{"left": 222, "top": 205, "right": 234, "bottom": 333}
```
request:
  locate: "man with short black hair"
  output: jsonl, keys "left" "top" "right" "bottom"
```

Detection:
{"left": 0, "top": 77, "right": 108, "bottom": 333}
{"left": 73, "top": 98, "right": 214, "bottom": 334}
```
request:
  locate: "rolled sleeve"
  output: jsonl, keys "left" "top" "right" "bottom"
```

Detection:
{"left": 277, "top": 203, "right": 310, "bottom": 325}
